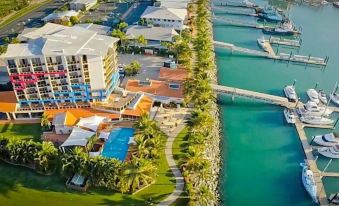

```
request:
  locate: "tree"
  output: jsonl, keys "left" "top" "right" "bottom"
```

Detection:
{"left": 119, "top": 158, "right": 157, "bottom": 193}
{"left": 10, "top": 38, "right": 20, "bottom": 44}
{"left": 124, "top": 60, "right": 141, "bottom": 76}
{"left": 40, "top": 114, "right": 51, "bottom": 132}
{"left": 136, "top": 35, "right": 147, "bottom": 48}
{"left": 112, "top": 29, "right": 128, "bottom": 51}
{"left": 35, "top": 141, "right": 58, "bottom": 173}
{"left": 70, "top": 16, "right": 79, "bottom": 25}
{"left": 117, "top": 22, "right": 128, "bottom": 31}
{"left": 0, "top": 45, "right": 7, "bottom": 55}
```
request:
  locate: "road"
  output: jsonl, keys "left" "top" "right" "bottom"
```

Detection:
{"left": 0, "top": 1, "right": 64, "bottom": 40}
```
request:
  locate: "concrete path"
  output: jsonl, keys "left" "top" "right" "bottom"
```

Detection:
{"left": 157, "top": 118, "right": 186, "bottom": 206}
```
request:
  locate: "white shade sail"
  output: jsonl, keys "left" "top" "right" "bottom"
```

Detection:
{"left": 98, "top": 131, "right": 110, "bottom": 140}
{"left": 60, "top": 127, "right": 95, "bottom": 148}
{"left": 76, "top": 115, "right": 106, "bottom": 132}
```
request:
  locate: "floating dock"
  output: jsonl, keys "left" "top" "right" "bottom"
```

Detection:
{"left": 212, "top": 6, "right": 258, "bottom": 16}
{"left": 269, "top": 36, "right": 301, "bottom": 47}
{"left": 214, "top": 40, "right": 329, "bottom": 66}
{"left": 212, "top": 1, "right": 258, "bottom": 8}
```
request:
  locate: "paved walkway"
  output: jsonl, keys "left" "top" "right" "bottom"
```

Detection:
{"left": 157, "top": 109, "right": 189, "bottom": 206}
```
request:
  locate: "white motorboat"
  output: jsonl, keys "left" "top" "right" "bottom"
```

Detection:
{"left": 330, "top": 93, "right": 339, "bottom": 106}
{"left": 243, "top": 0, "right": 257, "bottom": 7}
{"left": 284, "top": 85, "right": 297, "bottom": 102}
{"left": 300, "top": 115, "right": 334, "bottom": 125}
{"left": 313, "top": 133, "right": 339, "bottom": 147}
{"left": 318, "top": 145, "right": 339, "bottom": 158}
{"left": 307, "top": 89, "right": 320, "bottom": 104}
{"left": 257, "top": 36, "right": 269, "bottom": 52}
{"left": 284, "top": 109, "right": 296, "bottom": 124}
{"left": 297, "top": 101, "right": 333, "bottom": 116}
{"left": 328, "top": 193, "right": 339, "bottom": 205}
{"left": 301, "top": 162, "right": 318, "bottom": 203}
{"left": 318, "top": 90, "right": 328, "bottom": 104}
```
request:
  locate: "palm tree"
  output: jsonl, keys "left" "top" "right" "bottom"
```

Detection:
{"left": 40, "top": 114, "right": 51, "bottom": 131}
{"left": 112, "top": 29, "right": 128, "bottom": 51}
{"left": 36, "top": 141, "right": 58, "bottom": 173}
{"left": 189, "top": 185, "right": 214, "bottom": 206}
{"left": 136, "top": 35, "right": 147, "bottom": 47}
{"left": 119, "top": 158, "right": 157, "bottom": 193}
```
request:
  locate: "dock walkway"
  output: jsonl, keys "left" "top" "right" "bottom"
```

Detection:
{"left": 294, "top": 119, "right": 329, "bottom": 206}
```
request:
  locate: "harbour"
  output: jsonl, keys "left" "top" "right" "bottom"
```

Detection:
{"left": 214, "top": 0, "right": 339, "bottom": 205}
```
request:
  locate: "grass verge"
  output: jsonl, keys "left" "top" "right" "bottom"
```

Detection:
{"left": 0, "top": 123, "right": 42, "bottom": 141}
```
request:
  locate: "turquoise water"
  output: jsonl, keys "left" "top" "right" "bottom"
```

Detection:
{"left": 214, "top": 1, "right": 339, "bottom": 205}
{"left": 101, "top": 127, "right": 134, "bottom": 161}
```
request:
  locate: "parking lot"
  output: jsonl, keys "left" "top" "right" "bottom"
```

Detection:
{"left": 80, "top": 2, "right": 132, "bottom": 27}
{"left": 118, "top": 54, "right": 168, "bottom": 87}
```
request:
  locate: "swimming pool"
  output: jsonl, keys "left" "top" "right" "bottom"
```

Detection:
{"left": 101, "top": 127, "right": 135, "bottom": 161}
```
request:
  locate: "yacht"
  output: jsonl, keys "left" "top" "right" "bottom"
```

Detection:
{"left": 330, "top": 93, "right": 339, "bottom": 106}
{"left": 300, "top": 162, "right": 318, "bottom": 203}
{"left": 307, "top": 89, "right": 320, "bottom": 104}
{"left": 257, "top": 36, "right": 268, "bottom": 52}
{"left": 263, "top": 20, "right": 299, "bottom": 36}
{"left": 297, "top": 101, "right": 333, "bottom": 116}
{"left": 318, "top": 90, "right": 328, "bottom": 104}
{"left": 300, "top": 115, "right": 334, "bottom": 125}
{"left": 284, "top": 109, "right": 296, "bottom": 124}
{"left": 284, "top": 85, "right": 297, "bottom": 102}
{"left": 313, "top": 133, "right": 339, "bottom": 147}
{"left": 328, "top": 193, "right": 339, "bottom": 205}
{"left": 333, "top": 2, "right": 339, "bottom": 8}
{"left": 318, "top": 145, "right": 339, "bottom": 158}
{"left": 243, "top": 0, "right": 257, "bottom": 8}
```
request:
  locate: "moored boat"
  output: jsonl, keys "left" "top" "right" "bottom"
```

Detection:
{"left": 263, "top": 20, "right": 299, "bottom": 36}
{"left": 333, "top": 2, "right": 339, "bottom": 8}
{"left": 258, "top": 12, "right": 283, "bottom": 22}
{"left": 284, "top": 85, "right": 297, "bottom": 102}
{"left": 257, "top": 36, "right": 268, "bottom": 52}
{"left": 330, "top": 93, "right": 339, "bottom": 106}
{"left": 318, "top": 145, "right": 339, "bottom": 158}
{"left": 284, "top": 108, "right": 296, "bottom": 124}
{"left": 313, "top": 133, "right": 339, "bottom": 147}
{"left": 307, "top": 89, "right": 320, "bottom": 104}
{"left": 300, "top": 115, "right": 334, "bottom": 125}
{"left": 318, "top": 90, "right": 328, "bottom": 104}
{"left": 329, "top": 193, "right": 339, "bottom": 205}
{"left": 300, "top": 162, "right": 318, "bottom": 203}
{"left": 297, "top": 101, "right": 332, "bottom": 116}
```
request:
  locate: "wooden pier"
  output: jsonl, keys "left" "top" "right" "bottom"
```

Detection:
{"left": 214, "top": 40, "right": 329, "bottom": 66}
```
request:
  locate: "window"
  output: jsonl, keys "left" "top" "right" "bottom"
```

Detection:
{"left": 31, "top": 58, "right": 42, "bottom": 65}
{"left": 56, "top": 56, "right": 62, "bottom": 64}
{"left": 7, "top": 59, "right": 15, "bottom": 67}
{"left": 169, "top": 83, "right": 180, "bottom": 90}
{"left": 172, "top": 20, "right": 175, "bottom": 22}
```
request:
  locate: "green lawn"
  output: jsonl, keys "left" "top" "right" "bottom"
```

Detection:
{"left": 0, "top": 0, "right": 52, "bottom": 29}
{"left": 0, "top": 123, "right": 42, "bottom": 141}
{"left": 0, "top": 124, "right": 176, "bottom": 206}
{"left": 171, "top": 127, "right": 189, "bottom": 206}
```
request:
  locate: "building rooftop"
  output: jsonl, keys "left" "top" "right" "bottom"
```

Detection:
{"left": 0, "top": 91, "right": 17, "bottom": 112}
{"left": 2, "top": 23, "right": 119, "bottom": 58}
{"left": 123, "top": 95, "right": 153, "bottom": 116}
{"left": 42, "top": 10, "right": 79, "bottom": 22}
{"left": 74, "top": 23, "right": 111, "bottom": 36}
{"left": 155, "top": 0, "right": 189, "bottom": 9}
{"left": 71, "top": 0, "right": 97, "bottom": 4}
{"left": 126, "top": 79, "right": 184, "bottom": 98}
{"left": 159, "top": 67, "right": 188, "bottom": 82}
{"left": 52, "top": 111, "right": 78, "bottom": 127}
{"left": 44, "top": 108, "right": 121, "bottom": 121}
{"left": 141, "top": 6, "right": 187, "bottom": 21}
{"left": 126, "top": 25, "right": 178, "bottom": 42}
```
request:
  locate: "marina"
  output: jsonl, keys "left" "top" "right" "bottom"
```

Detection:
{"left": 215, "top": 0, "right": 339, "bottom": 205}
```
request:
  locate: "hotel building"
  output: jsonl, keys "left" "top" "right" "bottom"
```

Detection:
{"left": 0, "top": 23, "right": 121, "bottom": 119}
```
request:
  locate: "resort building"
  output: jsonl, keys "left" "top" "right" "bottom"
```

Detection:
{"left": 0, "top": 23, "right": 121, "bottom": 119}
{"left": 125, "top": 67, "right": 187, "bottom": 104}
{"left": 42, "top": 10, "right": 79, "bottom": 24}
{"left": 69, "top": 0, "right": 97, "bottom": 11}
{"left": 125, "top": 25, "right": 179, "bottom": 49}
{"left": 140, "top": 6, "right": 188, "bottom": 31}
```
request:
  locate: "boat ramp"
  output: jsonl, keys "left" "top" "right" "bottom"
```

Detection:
{"left": 214, "top": 40, "right": 329, "bottom": 66}
{"left": 213, "top": 84, "right": 339, "bottom": 205}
